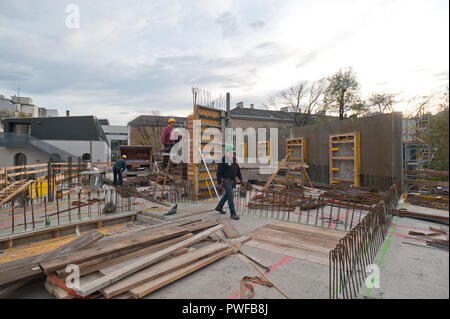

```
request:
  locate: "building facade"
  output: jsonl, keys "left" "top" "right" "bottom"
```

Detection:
{"left": 128, "top": 115, "right": 187, "bottom": 152}
{"left": 0, "top": 116, "right": 110, "bottom": 166}
{"left": 100, "top": 120, "right": 129, "bottom": 161}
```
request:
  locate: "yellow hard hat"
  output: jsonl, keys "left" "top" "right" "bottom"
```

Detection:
{"left": 122, "top": 155, "right": 127, "bottom": 159}
{"left": 168, "top": 117, "right": 176, "bottom": 123}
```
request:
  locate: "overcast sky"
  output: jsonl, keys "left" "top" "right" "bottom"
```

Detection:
{"left": 0, "top": 0, "right": 448, "bottom": 125}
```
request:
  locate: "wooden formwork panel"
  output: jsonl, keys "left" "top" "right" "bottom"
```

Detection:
{"left": 329, "top": 133, "right": 360, "bottom": 187}
{"left": 286, "top": 137, "right": 307, "bottom": 182}
{"left": 188, "top": 106, "right": 225, "bottom": 199}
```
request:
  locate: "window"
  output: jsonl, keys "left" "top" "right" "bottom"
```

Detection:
{"left": 14, "top": 153, "right": 27, "bottom": 166}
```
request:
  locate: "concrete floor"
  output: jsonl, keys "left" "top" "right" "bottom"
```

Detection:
{"left": 3, "top": 200, "right": 449, "bottom": 299}
{"left": 358, "top": 210, "right": 449, "bottom": 299}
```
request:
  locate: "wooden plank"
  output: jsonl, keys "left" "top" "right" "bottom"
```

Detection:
{"left": 56, "top": 233, "right": 194, "bottom": 279}
{"left": 129, "top": 248, "right": 233, "bottom": 299}
{"left": 0, "top": 231, "right": 104, "bottom": 289}
{"left": 100, "top": 243, "right": 228, "bottom": 298}
{"left": 264, "top": 224, "right": 341, "bottom": 245}
{"left": 255, "top": 226, "right": 337, "bottom": 250}
{"left": 74, "top": 224, "right": 224, "bottom": 297}
{"left": 41, "top": 231, "right": 104, "bottom": 262}
{"left": 404, "top": 179, "right": 449, "bottom": 187}
{"left": 39, "top": 227, "right": 189, "bottom": 274}
{"left": 268, "top": 220, "right": 345, "bottom": 239}
{"left": 181, "top": 220, "right": 218, "bottom": 233}
{"left": 263, "top": 158, "right": 286, "bottom": 190}
{"left": 246, "top": 240, "right": 329, "bottom": 266}
{"left": 250, "top": 230, "right": 332, "bottom": 255}
{"left": 261, "top": 226, "right": 339, "bottom": 249}
{"left": 217, "top": 218, "right": 240, "bottom": 239}
{"left": 45, "top": 280, "right": 73, "bottom": 299}
{"left": 0, "top": 179, "right": 34, "bottom": 206}
{"left": 393, "top": 209, "right": 449, "bottom": 224}
{"left": 98, "top": 247, "right": 191, "bottom": 277}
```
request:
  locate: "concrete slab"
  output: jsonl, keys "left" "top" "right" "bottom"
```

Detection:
{"left": 4, "top": 202, "right": 448, "bottom": 299}
{"left": 358, "top": 206, "right": 449, "bottom": 299}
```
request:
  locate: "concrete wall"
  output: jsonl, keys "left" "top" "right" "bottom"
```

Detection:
{"left": 0, "top": 140, "right": 110, "bottom": 166}
{"left": 289, "top": 112, "right": 403, "bottom": 184}
{"left": 42, "top": 140, "right": 110, "bottom": 162}
{"left": 0, "top": 146, "right": 50, "bottom": 166}
{"left": 230, "top": 118, "right": 293, "bottom": 161}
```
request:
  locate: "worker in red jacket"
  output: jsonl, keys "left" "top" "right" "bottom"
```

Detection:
{"left": 161, "top": 118, "right": 176, "bottom": 169}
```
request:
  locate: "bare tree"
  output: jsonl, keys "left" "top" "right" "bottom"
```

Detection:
{"left": 402, "top": 94, "right": 435, "bottom": 119}
{"left": 132, "top": 111, "right": 166, "bottom": 150}
{"left": 262, "top": 78, "right": 327, "bottom": 126}
{"left": 368, "top": 92, "right": 397, "bottom": 113}
{"left": 303, "top": 78, "right": 327, "bottom": 123}
{"left": 261, "top": 95, "right": 278, "bottom": 110}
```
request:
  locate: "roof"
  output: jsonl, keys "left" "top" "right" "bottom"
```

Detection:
{"left": 98, "top": 119, "right": 110, "bottom": 125}
{"left": 128, "top": 115, "right": 188, "bottom": 127}
{"left": 229, "top": 107, "right": 332, "bottom": 124}
{"left": 2, "top": 116, "right": 108, "bottom": 143}
{"left": 230, "top": 107, "right": 296, "bottom": 121}
{"left": 119, "top": 145, "right": 152, "bottom": 149}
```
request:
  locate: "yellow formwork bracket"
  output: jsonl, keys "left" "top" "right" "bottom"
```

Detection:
{"left": 332, "top": 148, "right": 339, "bottom": 151}
{"left": 332, "top": 168, "right": 340, "bottom": 171}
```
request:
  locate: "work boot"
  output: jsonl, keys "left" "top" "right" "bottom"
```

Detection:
{"left": 230, "top": 215, "right": 240, "bottom": 220}
{"left": 215, "top": 208, "right": 227, "bottom": 214}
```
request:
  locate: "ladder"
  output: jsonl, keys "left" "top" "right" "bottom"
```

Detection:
{"left": 0, "top": 179, "right": 34, "bottom": 206}
{"left": 152, "top": 157, "right": 184, "bottom": 200}
{"left": 263, "top": 152, "right": 308, "bottom": 190}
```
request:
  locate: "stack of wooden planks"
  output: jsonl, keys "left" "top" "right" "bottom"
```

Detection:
{"left": 246, "top": 220, "right": 344, "bottom": 266}
{"left": 393, "top": 209, "right": 449, "bottom": 225}
{"left": 0, "top": 217, "right": 249, "bottom": 299}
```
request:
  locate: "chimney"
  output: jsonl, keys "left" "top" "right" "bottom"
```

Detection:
{"left": 236, "top": 102, "right": 244, "bottom": 109}
{"left": 66, "top": 110, "right": 70, "bottom": 117}
{"left": 250, "top": 104, "right": 254, "bottom": 109}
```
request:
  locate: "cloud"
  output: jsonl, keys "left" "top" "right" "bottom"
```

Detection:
{"left": 250, "top": 20, "right": 265, "bottom": 29}
{"left": 215, "top": 11, "right": 239, "bottom": 37}
{"left": 432, "top": 70, "right": 449, "bottom": 81}
{"left": 0, "top": 0, "right": 447, "bottom": 125}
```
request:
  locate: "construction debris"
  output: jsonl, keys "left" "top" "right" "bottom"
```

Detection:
{"left": 0, "top": 216, "right": 251, "bottom": 299}
{"left": 393, "top": 209, "right": 449, "bottom": 225}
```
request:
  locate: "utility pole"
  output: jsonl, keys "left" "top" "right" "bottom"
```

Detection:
{"left": 226, "top": 92, "right": 231, "bottom": 128}
{"left": 89, "top": 141, "right": 93, "bottom": 170}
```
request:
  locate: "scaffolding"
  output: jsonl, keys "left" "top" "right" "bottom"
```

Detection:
{"left": 402, "top": 113, "right": 437, "bottom": 193}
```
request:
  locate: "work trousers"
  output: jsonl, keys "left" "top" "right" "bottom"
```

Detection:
{"left": 113, "top": 167, "right": 123, "bottom": 185}
{"left": 162, "top": 143, "right": 173, "bottom": 170}
{"left": 216, "top": 179, "right": 237, "bottom": 216}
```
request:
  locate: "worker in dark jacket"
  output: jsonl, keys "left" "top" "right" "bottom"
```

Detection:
{"left": 215, "top": 144, "right": 243, "bottom": 220}
{"left": 113, "top": 155, "right": 127, "bottom": 186}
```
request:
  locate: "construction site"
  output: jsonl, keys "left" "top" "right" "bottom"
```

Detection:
{"left": 0, "top": 2, "right": 448, "bottom": 308}
{"left": 0, "top": 92, "right": 448, "bottom": 301}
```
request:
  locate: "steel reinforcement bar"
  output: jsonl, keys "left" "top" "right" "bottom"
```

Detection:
{"left": 329, "top": 183, "right": 400, "bottom": 299}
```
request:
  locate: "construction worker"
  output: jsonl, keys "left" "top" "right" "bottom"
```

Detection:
{"left": 113, "top": 155, "right": 127, "bottom": 186}
{"left": 161, "top": 118, "right": 176, "bottom": 169}
{"left": 215, "top": 144, "right": 243, "bottom": 220}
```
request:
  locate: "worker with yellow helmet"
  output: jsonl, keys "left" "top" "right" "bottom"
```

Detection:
{"left": 112, "top": 154, "right": 127, "bottom": 186}
{"left": 161, "top": 117, "right": 176, "bottom": 169}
